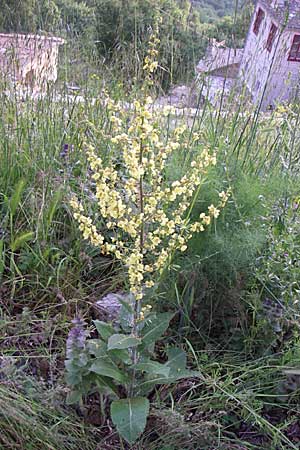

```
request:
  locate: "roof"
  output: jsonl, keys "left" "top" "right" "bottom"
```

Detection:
{"left": 258, "top": 0, "right": 300, "bottom": 31}
{"left": 0, "top": 33, "right": 64, "bottom": 45}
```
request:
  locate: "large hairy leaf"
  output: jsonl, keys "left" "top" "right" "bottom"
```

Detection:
{"left": 93, "top": 320, "right": 115, "bottom": 341}
{"left": 134, "top": 360, "right": 170, "bottom": 377}
{"left": 89, "top": 358, "right": 128, "bottom": 383}
{"left": 165, "top": 347, "right": 187, "bottom": 374}
{"left": 137, "top": 370, "right": 202, "bottom": 394}
{"left": 107, "top": 333, "right": 141, "bottom": 350}
{"left": 141, "top": 312, "right": 174, "bottom": 347}
{"left": 111, "top": 397, "right": 149, "bottom": 444}
{"left": 137, "top": 347, "right": 201, "bottom": 394}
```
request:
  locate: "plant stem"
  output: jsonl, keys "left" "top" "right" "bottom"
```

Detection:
{"left": 129, "top": 116, "right": 145, "bottom": 397}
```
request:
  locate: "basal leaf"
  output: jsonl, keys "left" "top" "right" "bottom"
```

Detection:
{"left": 111, "top": 397, "right": 149, "bottom": 444}
{"left": 137, "top": 370, "right": 201, "bottom": 393}
{"left": 107, "top": 333, "right": 141, "bottom": 350}
{"left": 166, "top": 347, "right": 187, "bottom": 374}
{"left": 135, "top": 360, "right": 170, "bottom": 377}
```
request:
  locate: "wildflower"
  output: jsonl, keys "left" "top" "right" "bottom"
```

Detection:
{"left": 66, "top": 317, "right": 87, "bottom": 359}
{"left": 208, "top": 205, "right": 220, "bottom": 218}
{"left": 60, "top": 143, "right": 69, "bottom": 159}
{"left": 70, "top": 24, "right": 228, "bottom": 306}
{"left": 200, "top": 213, "right": 211, "bottom": 226}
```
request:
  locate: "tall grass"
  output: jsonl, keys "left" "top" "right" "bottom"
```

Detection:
{"left": 0, "top": 382, "right": 100, "bottom": 450}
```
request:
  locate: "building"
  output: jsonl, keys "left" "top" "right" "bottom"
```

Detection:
{"left": 0, "top": 33, "right": 64, "bottom": 92}
{"left": 197, "top": 1, "right": 300, "bottom": 110}
{"left": 240, "top": 0, "right": 300, "bottom": 109}
{"left": 196, "top": 41, "right": 244, "bottom": 106}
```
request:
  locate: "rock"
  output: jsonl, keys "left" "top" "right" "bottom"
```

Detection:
{"left": 155, "top": 84, "right": 199, "bottom": 108}
{"left": 94, "top": 292, "right": 124, "bottom": 321}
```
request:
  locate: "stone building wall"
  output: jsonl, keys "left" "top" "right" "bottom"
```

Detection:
{"left": 197, "top": 45, "right": 244, "bottom": 75}
{"left": 239, "top": 1, "right": 300, "bottom": 109}
{"left": 0, "top": 34, "right": 64, "bottom": 91}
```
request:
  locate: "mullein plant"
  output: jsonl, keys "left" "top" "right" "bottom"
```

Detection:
{"left": 66, "top": 23, "right": 230, "bottom": 444}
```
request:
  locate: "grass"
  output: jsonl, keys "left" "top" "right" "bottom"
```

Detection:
{"left": 1, "top": 43, "right": 300, "bottom": 449}
{"left": 0, "top": 380, "right": 100, "bottom": 450}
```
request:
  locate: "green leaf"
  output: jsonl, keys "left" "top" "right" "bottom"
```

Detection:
{"left": 109, "top": 349, "right": 132, "bottom": 365}
{"left": 111, "top": 397, "right": 149, "bottom": 444}
{"left": 87, "top": 339, "right": 107, "bottom": 357}
{"left": 89, "top": 358, "right": 129, "bottom": 383}
{"left": 136, "top": 347, "right": 201, "bottom": 395}
{"left": 10, "top": 231, "right": 34, "bottom": 251}
{"left": 141, "top": 312, "right": 174, "bottom": 347}
{"left": 116, "top": 293, "right": 134, "bottom": 313}
{"left": 65, "top": 369, "right": 82, "bottom": 386}
{"left": 137, "top": 370, "right": 201, "bottom": 392}
{"left": 88, "top": 340, "right": 132, "bottom": 365}
{"left": 107, "top": 333, "right": 141, "bottom": 350}
{"left": 66, "top": 390, "right": 82, "bottom": 405}
{"left": 166, "top": 347, "right": 187, "bottom": 374}
{"left": 135, "top": 360, "right": 170, "bottom": 377}
{"left": 93, "top": 320, "right": 115, "bottom": 341}
{"left": 118, "top": 294, "right": 135, "bottom": 331}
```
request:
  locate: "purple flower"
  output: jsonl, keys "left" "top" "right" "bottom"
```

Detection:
{"left": 60, "top": 143, "right": 69, "bottom": 159}
{"left": 66, "top": 317, "right": 87, "bottom": 359}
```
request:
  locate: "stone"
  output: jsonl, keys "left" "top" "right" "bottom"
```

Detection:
{"left": 0, "top": 33, "right": 64, "bottom": 93}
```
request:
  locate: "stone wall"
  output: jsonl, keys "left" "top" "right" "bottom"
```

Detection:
{"left": 197, "top": 45, "right": 244, "bottom": 75}
{"left": 0, "top": 34, "right": 64, "bottom": 91}
{"left": 239, "top": 1, "right": 300, "bottom": 109}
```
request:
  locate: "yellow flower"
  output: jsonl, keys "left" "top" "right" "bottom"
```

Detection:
{"left": 70, "top": 25, "right": 228, "bottom": 304}
{"left": 208, "top": 205, "right": 220, "bottom": 218}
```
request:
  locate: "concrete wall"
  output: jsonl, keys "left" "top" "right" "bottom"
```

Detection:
{"left": 239, "top": 2, "right": 300, "bottom": 109}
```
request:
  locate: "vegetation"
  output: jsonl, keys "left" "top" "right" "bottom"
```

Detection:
{"left": 0, "top": 0, "right": 252, "bottom": 88}
{"left": 193, "top": 0, "right": 236, "bottom": 21}
{"left": 1, "top": 0, "right": 300, "bottom": 449}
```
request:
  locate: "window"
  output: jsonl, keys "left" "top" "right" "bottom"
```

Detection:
{"left": 253, "top": 8, "right": 265, "bottom": 35}
{"left": 288, "top": 35, "right": 300, "bottom": 62}
{"left": 266, "top": 23, "right": 278, "bottom": 52}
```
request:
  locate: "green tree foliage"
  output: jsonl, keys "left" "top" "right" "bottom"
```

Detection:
{"left": 193, "top": 0, "right": 238, "bottom": 21}
{"left": 55, "top": 0, "right": 95, "bottom": 35}
{"left": 0, "top": 0, "right": 60, "bottom": 32}
{"left": 93, "top": 0, "right": 210, "bottom": 86}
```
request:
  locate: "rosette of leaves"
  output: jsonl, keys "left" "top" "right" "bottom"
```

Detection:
{"left": 65, "top": 305, "right": 200, "bottom": 445}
